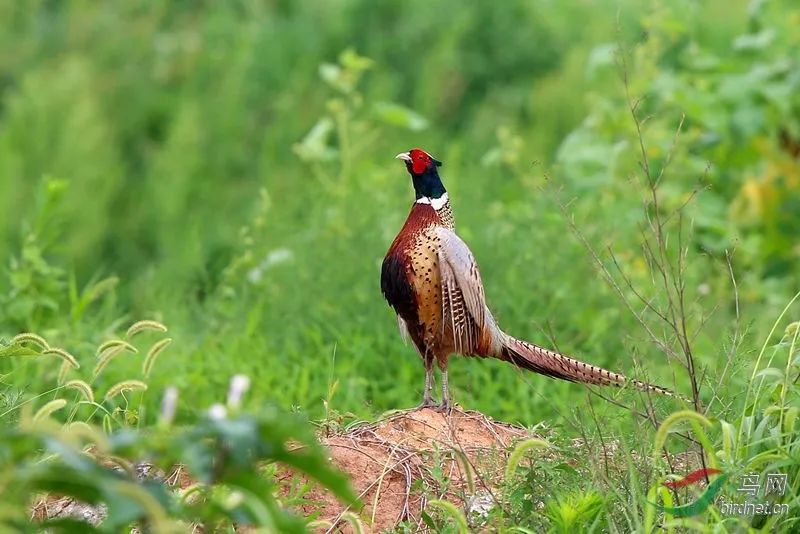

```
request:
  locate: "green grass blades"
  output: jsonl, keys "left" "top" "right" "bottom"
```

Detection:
{"left": 1, "top": 0, "right": 800, "bottom": 531}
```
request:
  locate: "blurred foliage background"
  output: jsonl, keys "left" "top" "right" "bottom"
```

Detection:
{"left": 1, "top": 0, "right": 798, "bottom": 426}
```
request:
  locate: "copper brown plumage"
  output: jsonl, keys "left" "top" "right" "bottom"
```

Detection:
{"left": 381, "top": 148, "right": 675, "bottom": 410}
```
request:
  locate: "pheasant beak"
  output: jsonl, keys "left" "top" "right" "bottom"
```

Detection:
{"left": 395, "top": 152, "right": 412, "bottom": 162}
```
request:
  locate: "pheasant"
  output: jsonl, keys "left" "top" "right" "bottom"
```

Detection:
{"left": 381, "top": 148, "right": 673, "bottom": 410}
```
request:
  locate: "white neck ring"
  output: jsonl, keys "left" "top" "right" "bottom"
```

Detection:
{"left": 416, "top": 192, "right": 449, "bottom": 210}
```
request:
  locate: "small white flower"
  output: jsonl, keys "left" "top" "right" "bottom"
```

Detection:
{"left": 160, "top": 386, "right": 178, "bottom": 424}
{"left": 208, "top": 403, "right": 227, "bottom": 420}
{"left": 227, "top": 374, "right": 251, "bottom": 409}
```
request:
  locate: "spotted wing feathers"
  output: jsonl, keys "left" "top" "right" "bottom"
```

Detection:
{"left": 435, "top": 227, "right": 501, "bottom": 355}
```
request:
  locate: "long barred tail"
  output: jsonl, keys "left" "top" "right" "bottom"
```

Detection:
{"left": 498, "top": 334, "right": 675, "bottom": 397}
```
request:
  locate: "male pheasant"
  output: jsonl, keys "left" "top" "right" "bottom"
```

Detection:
{"left": 381, "top": 148, "right": 673, "bottom": 410}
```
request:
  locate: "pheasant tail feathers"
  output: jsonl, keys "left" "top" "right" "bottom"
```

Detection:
{"left": 499, "top": 335, "right": 675, "bottom": 397}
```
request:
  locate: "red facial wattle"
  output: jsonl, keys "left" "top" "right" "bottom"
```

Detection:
{"left": 409, "top": 149, "right": 430, "bottom": 175}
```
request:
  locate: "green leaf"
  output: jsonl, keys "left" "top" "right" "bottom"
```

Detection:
{"left": 293, "top": 118, "right": 337, "bottom": 162}
{"left": 421, "top": 510, "right": 436, "bottom": 530}
{"left": 40, "top": 518, "right": 97, "bottom": 533}
{"left": 732, "top": 29, "right": 776, "bottom": 51}
{"left": 372, "top": 102, "right": 429, "bottom": 131}
{"left": 755, "top": 367, "right": 785, "bottom": 383}
{"left": 0, "top": 343, "right": 41, "bottom": 358}
{"left": 586, "top": 43, "right": 616, "bottom": 76}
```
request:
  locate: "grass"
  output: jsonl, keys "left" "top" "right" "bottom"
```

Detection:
{"left": 1, "top": 0, "right": 799, "bottom": 531}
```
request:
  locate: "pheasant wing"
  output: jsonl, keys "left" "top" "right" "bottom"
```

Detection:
{"left": 435, "top": 227, "right": 499, "bottom": 354}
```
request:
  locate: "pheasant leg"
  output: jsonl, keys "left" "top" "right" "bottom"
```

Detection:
{"left": 439, "top": 367, "right": 452, "bottom": 413}
{"left": 418, "top": 357, "right": 436, "bottom": 408}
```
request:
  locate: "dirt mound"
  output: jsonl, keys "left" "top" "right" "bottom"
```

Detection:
{"left": 31, "top": 407, "right": 540, "bottom": 532}
{"left": 285, "top": 406, "right": 538, "bottom": 532}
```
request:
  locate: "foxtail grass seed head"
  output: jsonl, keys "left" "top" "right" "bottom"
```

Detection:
{"left": 143, "top": 338, "right": 172, "bottom": 378}
{"left": 104, "top": 380, "right": 148, "bottom": 401}
{"left": 33, "top": 399, "right": 68, "bottom": 421}
{"left": 57, "top": 359, "right": 72, "bottom": 384}
{"left": 126, "top": 320, "right": 168, "bottom": 339}
{"left": 160, "top": 386, "right": 178, "bottom": 425}
{"left": 786, "top": 321, "right": 800, "bottom": 338}
{"left": 453, "top": 449, "right": 475, "bottom": 495}
{"left": 44, "top": 347, "right": 80, "bottom": 369}
{"left": 208, "top": 403, "right": 227, "bottom": 421}
{"left": 505, "top": 438, "right": 551, "bottom": 480}
{"left": 426, "top": 500, "right": 469, "bottom": 533}
{"left": 64, "top": 379, "right": 94, "bottom": 402}
{"left": 227, "top": 374, "right": 251, "bottom": 409}
{"left": 87, "top": 276, "right": 119, "bottom": 301}
{"left": 11, "top": 333, "right": 50, "bottom": 350}
{"left": 96, "top": 339, "right": 138, "bottom": 358}
{"left": 340, "top": 511, "right": 365, "bottom": 534}
{"left": 94, "top": 345, "right": 134, "bottom": 379}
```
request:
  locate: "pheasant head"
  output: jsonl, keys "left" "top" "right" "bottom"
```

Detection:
{"left": 395, "top": 148, "right": 446, "bottom": 203}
